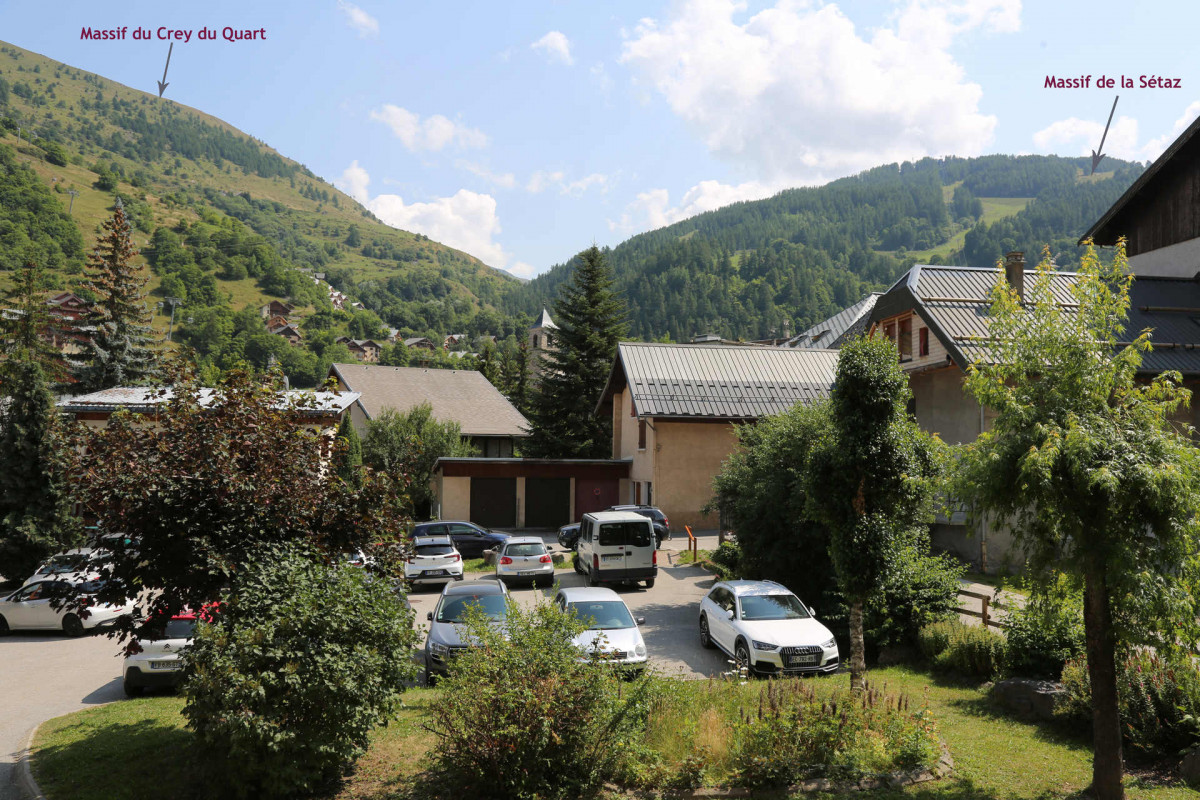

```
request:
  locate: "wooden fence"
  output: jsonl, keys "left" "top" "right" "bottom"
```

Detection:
{"left": 957, "top": 589, "right": 1008, "bottom": 629}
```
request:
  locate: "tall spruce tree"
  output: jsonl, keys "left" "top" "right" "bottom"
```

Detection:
{"left": 524, "top": 246, "right": 627, "bottom": 458}
{"left": 333, "top": 414, "right": 363, "bottom": 488}
{"left": 0, "top": 261, "right": 65, "bottom": 381}
{"left": 73, "top": 199, "right": 159, "bottom": 391}
{"left": 0, "top": 357, "right": 78, "bottom": 582}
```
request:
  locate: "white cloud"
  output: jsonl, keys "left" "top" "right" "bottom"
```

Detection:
{"left": 456, "top": 160, "right": 517, "bottom": 189}
{"left": 335, "top": 162, "right": 527, "bottom": 276}
{"left": 563, "top": 173, "right": 608, "bottom": 195}
{"left": 369, "top": 105, "right": 488, "bottom": 152}
{"left": 609, "top": 179, "right": 777, "bottom": 234}
{"left": 526, "top": 169, "right": 608, "bottom": 195}
{"left": 526, "top": 170, "right": 565, "bottom": 193}
{"left": 337, "top": 0, "right": 378, "bottom": 38}
{"left": 531, "top": 30, "right": 574, "bottom": 65}
{"left": 507, "top": 261, "right": 537, "bottom": 279}
{"left": 620, "top": 0, "right": 1018, "bottom": 184}
{"left": 1033, "top": 101, "right": 1200, "bottom": 165}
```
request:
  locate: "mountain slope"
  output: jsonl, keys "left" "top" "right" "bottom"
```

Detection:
{"left": 506, "top": 155, "right": 1145, "bottom": 342}
{"left": 0, "top": 40, "right": 518, "bottom": 358}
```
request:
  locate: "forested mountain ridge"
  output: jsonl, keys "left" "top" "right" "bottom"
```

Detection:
{"left": 506, "top": 154, "right": 1145, "bottom": 342}
{"left": 0, "top": 40, "right": 524, "bottom": 385}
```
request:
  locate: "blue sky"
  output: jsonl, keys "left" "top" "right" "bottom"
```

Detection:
{"left": 3, "top": 0, "right": 1199, "bottom": 278}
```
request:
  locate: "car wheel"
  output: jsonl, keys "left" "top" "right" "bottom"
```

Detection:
{"left": 645, "top": 578, "right": 655, "bottom": 589}
{"left": 0, "top": 615, "right": 8, "bottom": 636}
{"left": 123, "top": 671, "right": 144, "bottom": 698}
{"left": 573, "top": 554, "right": 583, "bottom": 574}
{"left": 62, "top": 614, "right": 84, "bottom": 638}
{"left": 699, "top": 615, "right": 714, "bottom": 649}
{"left": 735, "top": 639, "right": 753, "bottom": 676}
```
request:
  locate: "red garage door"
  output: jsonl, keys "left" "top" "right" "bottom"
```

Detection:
{"left": 574, "top": 477, "right": 618, "bottom": 519}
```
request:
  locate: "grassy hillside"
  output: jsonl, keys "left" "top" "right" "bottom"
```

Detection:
{"left": 0, "top": 40, "right": 519, "bottom": 360}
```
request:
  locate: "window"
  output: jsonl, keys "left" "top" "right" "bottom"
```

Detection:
{"left": 532, "top": 335, "right": 540, "bottom": 349}
{"left": 598, "top": 521, "right": 653, "bottom": 547}
{"left": 898, "top": 318, "right": 912, "bottom": 360}
{"left": 919, "top": 327, "right": 929, "bottom": 357}
{"left": 634, "top": 482, "right": 642, "bottom": 504}
{"left": 505, "top": 542, "right": 547, "bottom": 557}
{"left": 638, "top": 419, "right": 647, "bottom": 450}
{"left": 647, "top": 482, "right": 653, "bottom": 504}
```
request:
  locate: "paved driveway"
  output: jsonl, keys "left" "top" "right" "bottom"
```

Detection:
{"left": 0, "top": 632, "right": 125, "bottom": 800}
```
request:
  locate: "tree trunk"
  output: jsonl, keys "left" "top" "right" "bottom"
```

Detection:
{"left": 849, "top": 598, "right": 865, "bottom": 695}
{"left": 1083, "top": 560, "right": 1124, "bottom": 800}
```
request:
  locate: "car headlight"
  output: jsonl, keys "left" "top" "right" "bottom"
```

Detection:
{"left": 752, "top": 640, "right": 779, "bottom": 651}
{"left": 430, "top": 641, "right": 450, "bottom": 657}
{"left": 634, "top": 643, "right": 646, "bottom": 658}
{"left": 821, "top": 637, "right": 837, "bottom": 649}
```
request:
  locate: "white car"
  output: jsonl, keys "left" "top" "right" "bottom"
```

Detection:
{"left": 495, "top": 536, "right": 555, "bottom": 588}
{"left": 24, "top": 548, "right": 100, "bottom": 587}
{"left": 698, "top": 580, "right": 839, "bottom": 676}
{"left": 122, "top": 612, "right": 199, "bottom": 696}
{"left": 404, "top": 535, "right": 464, "bottom": 587}
{"left": 0, "top": 579, "right": 132, "bottom": 637}
{"left": 554, "top": 587, "right": 648, "bottom": 671}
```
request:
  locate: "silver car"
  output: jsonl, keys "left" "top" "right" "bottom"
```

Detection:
{"left": 494, "top": 537, "right": 555, "bottom": 588}
{"left": 423, "top": 579, "right": 510, "bottom": 684}
{"left": 554, "top": 586, "right": 648, "bottom": 671}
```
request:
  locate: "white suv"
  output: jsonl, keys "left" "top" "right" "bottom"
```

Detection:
{"left": 404, "top": 535, "right": 464, "bottom": 587}
{"left": 698, "top": 580, "right": 839, "bottom": 676}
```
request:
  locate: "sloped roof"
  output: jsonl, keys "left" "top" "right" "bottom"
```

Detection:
{"left": 57, "top": 387, "right": 359, "bottom": 415}
{"left": 597, "top": 342, "right": 839, "bottom": 420}
{"left": 531, "top": 308, "right": 557, "bottom": 330}
{"left": 787, "top": 293, "right": 882, "bottom": 349}
{"left": 870, "top": 264, "right": 1200, "bottom": 375}
{"left": 329, "top": 364, "right": 530, "bottom": 437}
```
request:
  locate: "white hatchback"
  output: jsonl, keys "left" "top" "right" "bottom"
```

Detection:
{"left": 123, "top": 613, "right": 199, "bottom": 696}
{"left": 0, "top": 579, "right": 132, "bottom": 637}
{"left": 698, "top": 580, "right": 839, "bottom": 676}
{"left": 404, "top": 535, "right": 464, "bottom": 587}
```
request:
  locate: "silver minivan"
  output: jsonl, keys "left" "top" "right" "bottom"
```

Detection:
{"left": 573, "top": 510, "right": 657, "bottom": 589}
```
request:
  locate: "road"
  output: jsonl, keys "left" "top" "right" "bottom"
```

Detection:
{"left": 0, "top": 631, "right": 126, "bottom": 800}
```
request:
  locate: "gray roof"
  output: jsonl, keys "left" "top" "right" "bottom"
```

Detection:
{"left": 531, "top": 308, "right": 557, "bottom": 330}
{"left": 787, "top": 293, "right": 882, "bottom": 349}
{"left": 870, "top": 264, "right": 1200, "bottom": 375}
{"left": 330, "top": 363, "right": 530, "bottom": 437}
{"left": 57, "top": 387, "right": 359, "bottom": 415}
{"left": 597, "top": 342, "right": 839, "bottom": 420}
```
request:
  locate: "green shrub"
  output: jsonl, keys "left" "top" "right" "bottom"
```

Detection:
{"left": 1058, "top": 650, "right": 1200, "bottom": 757}
{"left": 865, "top": 543, "right": 964, "bottom": 651}
{"left": 426, "top": 600, "right": 654, "bottom": 799}
{"left": 918, "top": 620, "right": 1006, "bottom": 680}
{"left": 1002, "top": 575, "right": 1085, "bottom": 678}
{"left": 731, "top": 680, "right": 939, "bottom": 787}
{"left": 710, "top": 540, "right": 742, "bottom": 574}
{"left": 182, "top": 542, "right": 419, "bottom": 799}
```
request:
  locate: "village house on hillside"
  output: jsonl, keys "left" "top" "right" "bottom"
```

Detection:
{"left": 328, "top": 363, "right": 529, "bottom": 457}
{"left": 335, "top": 337, "right": 382, "bottom": 362}
{"left": 260, "top": 300, "right": 294, "bottom": 319}
{"left": 596, "top": 342, "right": 839, "bottom": 530}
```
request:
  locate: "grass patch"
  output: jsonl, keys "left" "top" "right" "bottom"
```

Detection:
{"left": 31, "top": 667, "right": 1197, "bottom": 799}
{"left": 676, "top": 548, "right": 737, "bottom": 580}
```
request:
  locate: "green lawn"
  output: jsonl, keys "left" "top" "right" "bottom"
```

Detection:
{"left": 31, "top": 666, "right": 1197, "bottom": 799}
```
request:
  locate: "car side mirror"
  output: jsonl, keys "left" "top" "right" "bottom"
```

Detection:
{"left": 426, "top": 611, "right": 433, "bottom": 621}
{"left": 636, "top": 617, "right": 646, "bottom": 625}
{"left": 810, "top": 607, "right": 817, "bottom": 617}
{"left": 726, "top": 608, "right": 735, "bottom": 620}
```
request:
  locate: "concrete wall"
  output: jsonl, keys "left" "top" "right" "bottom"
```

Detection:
{"left": 437, "top": 476, "right": 471, "bottom": 520}
{"left": 1128, "top": 236, "right": 1200, "bottom": 278}
{"left": 909, "top": 368, "right": 992, "bottom": 446}
{"left": 652, "top": 419, "right": 740, "bottom": 531}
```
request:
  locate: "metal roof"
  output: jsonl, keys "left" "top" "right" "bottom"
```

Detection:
{"left": 530, "top": 308, "right": 557, "bottom": 330}
{"left": 869, "top": 264, "right": 1200, "bottom": 376}
{"left": 597, "top": 342, "right": 839, "bottom": 420}
{"left": 57, "top": 387, "right": 360, "bottom": 415}
{"left": 787, "top": 293, "right": 882, "bottom": 349}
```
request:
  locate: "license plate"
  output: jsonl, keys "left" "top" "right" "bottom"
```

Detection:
{"left": 424, "top": 570, "right": 447, "bottom": 576}
{"left": 150, "top": 660, "right": 182, "bottom": 670}
{"left": 518, "top": 570, "right": 537, "bottom": 576}
{"left": 787, "top": 654, "right": 818, "bottom": 666}
{"left": 602, "top": 554, "right": 623, "bottom": 562}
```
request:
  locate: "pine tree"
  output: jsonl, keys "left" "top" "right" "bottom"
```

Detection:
{"left": 524, "top": 246, "right": 627, "bottom": 458}
{"left": 0, "top": 357, "right": 79, "bottom": 582}
{"left": 333, "top": 414, "right": 363, "bottom": 488}
{"left": 0, "top": 261, "right": 65, "bottom": 382}
{"left": 73, "top": 199, "right": 160, "bottom": 391}
{"left": 478, "top": 339, "right": 501, "bottom": 387}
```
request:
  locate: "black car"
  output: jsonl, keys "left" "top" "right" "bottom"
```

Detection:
{"left": 557, "top": 523, "right": 581, "bottom": 550}
{"left": 411, "top": 521, "right": 509, "bottom": 559}
{"left": 559, "top": 514, "right": 666, "bottom": 550}
{"left": 608, "top": 505, "right": 670, "bottom": 543}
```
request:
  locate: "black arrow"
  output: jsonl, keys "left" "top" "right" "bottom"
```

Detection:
{"left": 156, "top": 42, "right": 173, "bottom": 98}
{"left": 1091, "top": 94, "right": 1119, "bottom": 175}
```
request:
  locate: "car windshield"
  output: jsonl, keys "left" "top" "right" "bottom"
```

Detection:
{"left": 568, "top": 601, "right": 635, "bottom": 630}
{"left": 416, "top": 544, "right": 455, "bottom": 556}
{"left": 436, "top": 594, "right": 508, "bottom": 623}
{"left": 162, "top": 619, "right": 197, "bottom": 640}
{"left": 41, "top": 554, "right": 89, "bottom": 574}
{"left": 598, "top": 522, "right": 652, "bottom": 547}
{"left": 505, "top": 543, "right": 546, "bottom": 557}
{"left": 739, "top": 594, "right": 811, "bottom": 621}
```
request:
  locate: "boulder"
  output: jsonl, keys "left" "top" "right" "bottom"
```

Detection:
{"left": 1179, "top": 747, "right": 1200, "bottom": 788}
{"left": 990, "top": 678, "right": 1064, "bottom": 722}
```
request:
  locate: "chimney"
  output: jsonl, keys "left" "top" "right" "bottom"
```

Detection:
{"left": 1004, "top": 251, "right": 1025, "bottom": 302}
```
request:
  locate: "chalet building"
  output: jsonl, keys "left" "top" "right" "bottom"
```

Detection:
{"left": 328, "top": 363, "right": 529, "bottom": 457}
{"left": 268, "top": 321, "right": 303, "bottom": 345}
{"left": 335, "top": 337, "right": 382, "bottom": 362}
{"left": 403, "top": 336, "right": 438, "bottom": 351}
{"left": 260, "top": 300, "right": 295, "bottom": 319}
{"left": 596, "top": 342, "right": 839, "bottom": 530}
{"left": 46, "top": 292, "right": 92, "bottom": 323}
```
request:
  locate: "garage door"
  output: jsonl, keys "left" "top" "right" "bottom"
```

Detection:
{"left": 574, "top": 477, "right": 619, "bottom": 518}
{"left": 525, "top": 477, "right": 571, "bottom": 528}
{"left": 470, "top": 477, "right": 517, "bottom": 528}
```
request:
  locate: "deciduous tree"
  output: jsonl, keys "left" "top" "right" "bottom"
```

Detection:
{"left": 954, "top": 243, "right": 1200, "bottom": 800}
{"left": 361, "top": 403, "right": 474, "bottom": 518}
